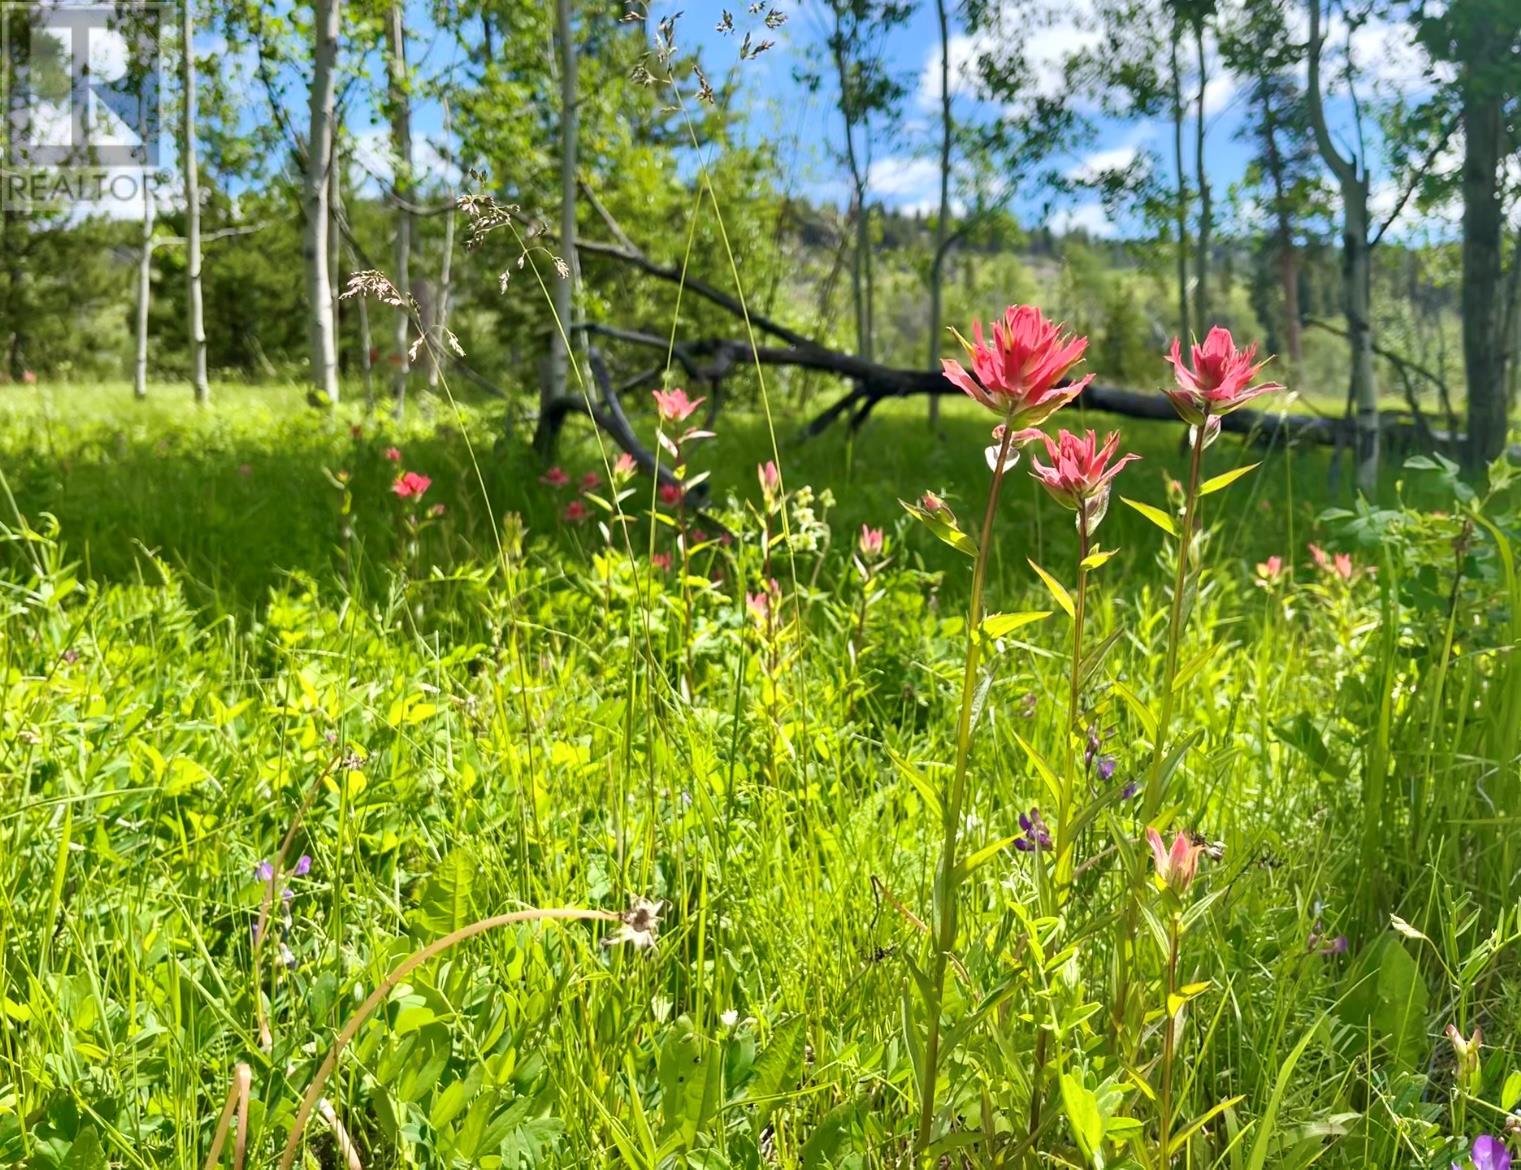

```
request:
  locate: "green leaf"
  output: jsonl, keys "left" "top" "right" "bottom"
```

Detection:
{"left": 1502, "top": 1070, "right": 1521, "bottom": 1112}
{"left": 1247, "top": 1016, "right": 1325, "bottom": 1170}
{"left": 887, "top": 749, "right": 943, "bottom": 820}
{"left": 954, "top": 836, "right": 1018, "bottom": 882}
{"left": 1167, "top": 1095, "right": 1245, "bottom": 1156}
{"left": 1121, "top": 496, "right": 1179, "bottom": 537}
{"left": 1014, "top": 733, "right": 1063, "bottom": 806}
{"left": 980, "top": 610, "right": 1052, "bottom": 641}
{"left": 1198, "top": 463, "right": 1260, "bottom": 496}
{"left": 742, "top": 1016, "right": 805, "bottom": 1121}
{"left": 431, "top": 1064, "right": 484, "bottom": 1130}
{"left": 62, "top": 1127, "right": 106, "bottom": 1170}
{"left": 658, "top": 1021, "right": 723, "bottom": 1148}
{"left": 1372, "top": 939, "right": 1429, "bottom": 1071}
{"left": 801, "top": 1097, "right": 859, "bottom": 1169}
{"left": 1081, "top": 547, "right": 1119, "bottom": 570}
{"left": 1059, "top": 1073, "right": 1105, "bottom": 1163}
{"left": 412, "top": 849, "right": 477, "bottom": 935}
{"left": 901, "top": 497, "right": 977, "bottom": 557}
{"left": 1027, "top": 559, "right": 1075, "bottom": 619}
{"left": 1111, "top": 680, "right": 1158, "bottom": 741}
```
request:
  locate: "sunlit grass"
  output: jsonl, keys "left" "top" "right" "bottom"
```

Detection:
{"left": 0, "top": 379, "right": 1517, "bottom": 1168}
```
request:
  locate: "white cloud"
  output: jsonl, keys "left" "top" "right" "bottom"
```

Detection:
{"left": 1049, "top": 201, "right": 1116, "bottom": 237}
{"left": 1066, "top": 143, "right": 1138, "bottom": 182}
{"left": 866, "top": 155, "right": 939, "bottom": 198}
{"left": 916, "top": 0, "right": 1100, "bottom": 113}
{"left": 1285, "top": 9, "right": 1453, "bottom": 95}
{"left": 1202, "top": 72, "right": 1236, "bottom": 116}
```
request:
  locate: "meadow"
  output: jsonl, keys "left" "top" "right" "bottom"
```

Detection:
{"left": 2, "top": 363, "right": 1519, "bottom": 1170}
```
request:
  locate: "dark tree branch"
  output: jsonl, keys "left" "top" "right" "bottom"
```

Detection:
{"left": 1370, "top": 115, "right": 1459, "bottom": 248}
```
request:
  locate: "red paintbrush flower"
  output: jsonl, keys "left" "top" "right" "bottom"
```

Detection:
{"left": 652, "top": 387, "right": 704, "bottom": 425}
{"left": 941, "top": 305, "right": 1091, "bottom": 435}
{"left": 1025, "top": 428, "right": 1140, "bottom": 531}
{"left": 391, "top": 471, "right": 431, "bottom": 499}
{"left": 1147, "top": 827, "right": 1206, "bottom": 895}
{"left": 1165, "top": 326, "right": 1284, "bottom": 427}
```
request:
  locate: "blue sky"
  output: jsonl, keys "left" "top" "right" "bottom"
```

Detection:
{"left": 131, "top": 0, "right": 1449, "bottom": 243}
{"left": 634, "top": 0, "right": 1449, "bottom": 240}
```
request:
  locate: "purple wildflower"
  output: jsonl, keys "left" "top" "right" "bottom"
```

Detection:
{"left": 254, "top": 860, "right": 274, "bottom": 883}
{"left": 1456, "top": 1135, "right": 1512, "bottom": 1170}
{"left": 1121, "top": 781, "right": 1139, "bottom": 800}
{"left": 1014, "top": 807, "right": 1052, "bottom": 853}
{"left": 293, "top": 854, "right": 312, "bottom": 877}
{"left": 1097, "top": 756, "right": 1117, "bottom": 783}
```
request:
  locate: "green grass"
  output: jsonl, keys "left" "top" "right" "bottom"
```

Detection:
{"left": 1, "top": 379, "right": 1518, "bottom": 1170}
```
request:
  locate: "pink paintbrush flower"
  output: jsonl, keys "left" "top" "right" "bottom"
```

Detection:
{"left": 564, "top": 499, "right": 589, "bottom": 523}
{"left": 540, "top": 466, "right": 570, "bottom": 488}
{"left": 391, "top": 471, "right": 431, "bottom": 500}
{"left": 1165, "top": 326, "right": 1284, "bottom": 426}
{"left": 858, "top": 524, "right": 885, "bottom": 559}
{"left": 1146, "top": 827, "right": 1206, "bottom": 895}
{"left": 652, "top": 387, "right": 704, "bottom": 425}
{"left": 941, "top": 305, "right": 1092, "bottom": 433}
{"left": 1025, "top": 428, "right": 1140, "bottom": 531}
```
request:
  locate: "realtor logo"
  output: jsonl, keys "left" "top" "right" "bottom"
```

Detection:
{"left": 2, "top": 2, "right": 163, "bottom": 179}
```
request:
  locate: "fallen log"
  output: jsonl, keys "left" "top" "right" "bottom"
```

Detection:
{"left": 536, "top": 347, "right": 717, "bottom": 512}
{"left": 459, "top": 189, "right": 1517, "bottom": 460}
{"left": 567, "top": 322, "right": 1427, "bottom": 451}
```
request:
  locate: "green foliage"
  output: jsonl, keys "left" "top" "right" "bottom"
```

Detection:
{"left": 0, "top": 385, "right": 1518, "bottom": 1168}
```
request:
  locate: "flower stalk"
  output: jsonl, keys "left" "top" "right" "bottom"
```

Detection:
{"left": 1055, "top": 510, "right": 1091, "bottom": 888}
{"left": 916, "top": 419, "right": 1017, "bottom": 1153}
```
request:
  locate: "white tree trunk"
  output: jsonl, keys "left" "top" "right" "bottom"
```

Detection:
{"left": 386, "top": 0, "right": 413, "bottom": 418}
{"left": 428, "top": 196, "right": 455, "bottom": 391}
{"left": 182, "top": 0, "right": 208, "bottom": 403}
{"left": 303, "top": 0, "right": 340, "bottom": 404}
{"left": 134, "top": 181, "right": 155, "bottom": 400}
{"left": 927, "top": 0, "right": 951, "bottom": 428}
{"left": 1192, "top": 20, "right": 1211, "bottom": 330}
{"left": 329, "top": 138, "right": 342, "bottom": 376}
{"left": 1307, "top": 0, "right": 1377, "bottom": 492}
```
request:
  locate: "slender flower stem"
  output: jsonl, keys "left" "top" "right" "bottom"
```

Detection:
{"left": 1116, "top": 421, "right": 1206, "bottom": 1044}
{"left": 1055, "top": 513, "right": 1091, "bottom": 890}
{"left": 1144, "top": 422, "right": 1207, "bottom": 818}
{"left": 916, "top": 422, "right": 1018, "bottom": 1156}
{"left": 1159, "top": 915, "right": 1181, "bottom": 1167}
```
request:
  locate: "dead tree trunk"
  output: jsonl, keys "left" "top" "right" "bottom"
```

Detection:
{"left": 540, "top": 0, "right": 579, "bottom": 446}
{"left": 1460, "top": 77, "right": 1509, "bottom": 468}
